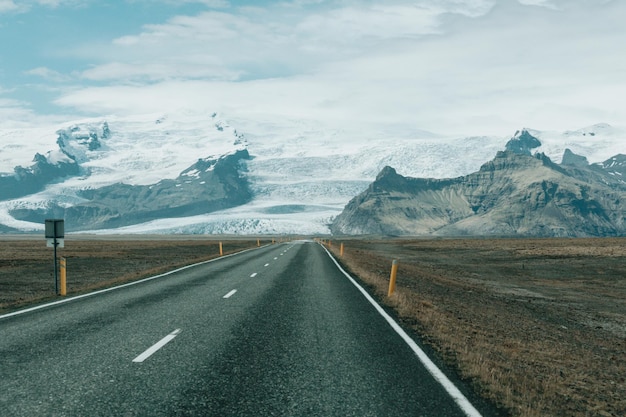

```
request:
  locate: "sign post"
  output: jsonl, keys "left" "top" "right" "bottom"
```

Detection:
{"left": 45, "top": 219, "right": 65, "bottom": 295}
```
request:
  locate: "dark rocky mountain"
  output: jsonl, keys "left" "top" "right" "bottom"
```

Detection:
{"left": 331, "top": 131, "right": 626, "bottom": 237}
{"left": 0, "top": 154, "right": 79, "bottom": 200}
{"left": 0, "top": 123, "right": 109, "bottom": 201}
{"left": 2, "top": 118, "right": 253, "bottom": 232}
{"left": 505, "top": 129, "right": 542, "bottom": 155}
{"left": 594, "top": 154, "right": 626, "bottom": 179}
{"left": 10, "top": 150, "right": 252, "bottom": 231}
{"left": 562, "top": 149, "right": 589, "bottom": 167}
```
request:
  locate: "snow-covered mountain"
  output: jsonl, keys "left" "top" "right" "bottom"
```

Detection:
{"left": 0, "top": 110, "right": 624, "bottom": 235}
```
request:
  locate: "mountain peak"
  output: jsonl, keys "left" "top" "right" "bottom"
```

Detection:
{"left": 376, "top": 166, "right": 398, "bottom": 180}
{"left": 55, "top": 122, "right": 107, "bottom": 163}
{"left": 373, "top": 165, "right": 413, "bottom": 193}
{"left": 564, "top": 123, "right": 614, "bottom": 138}
{"left": 562, "top": 149, "right": 589, "bottom": 167}
{"left": 505, "top": 129, "right": 542, "bottom": 155}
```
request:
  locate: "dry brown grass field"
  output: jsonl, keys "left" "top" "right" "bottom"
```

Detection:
{"left": 0, "top": 236, "right": 259, "bottom": 313}
{"left": 2, "top": 236, "right": 624, "bottom": 417}
{"left": 328, "top": 238, "right": 626, "bottom": 417}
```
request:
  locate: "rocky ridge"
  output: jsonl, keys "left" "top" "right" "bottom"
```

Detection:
{"left": 0, "top": 123, "right": 111, "bottom": 202}
{"left": 9, "top": 150, "right": 252, "bottom": 231}
{"left": 331, "top": 130, "right": 626, "bottom": 237}
{"left": 4, "top": 118, "right": 252, "bottom": 232}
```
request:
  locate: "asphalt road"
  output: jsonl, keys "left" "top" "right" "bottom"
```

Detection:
{"left": 0, "top": 241, "right": 496, "bottom": 416}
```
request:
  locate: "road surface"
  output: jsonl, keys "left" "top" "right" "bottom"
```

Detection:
{"left": 0, "top": 241, "right": 497, "bottom": 416}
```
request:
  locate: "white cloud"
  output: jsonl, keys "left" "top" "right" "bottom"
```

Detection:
{"left": 24, "top": 67, "right": 71, "bottom": 82}
{"left": 0, "top": 97, "right": 24, "bottom": 107}
{"left": 51, "top": 0, "right": 626, "bottom": 136}
{"left": 296, "top": 5, "right": 442, "bottom": 42}
{"left": 0, "top": 83, "right": 74, "bottom": 128}
{"left": 144, "top": 0, "right": 228, "bottom": 6}
{"left": 0, "top": 0, "right": 17, "bottom": 12}
{"left": 517, "top": 0, "right": 558, "bottom": 9}
{"left": 80, "top": 60, "right": 243, "bottom": 82}
{"left": 0, "top": 0, "right": 91, "bottom": 14}
{"left": 36, "top": 0, "right": 63, "bottom": 6}
{"left": 0, "top": 96, "right": 40, "bottom": 128}
{"left": 79, "top": 2, "right": 478, "bottom": 82}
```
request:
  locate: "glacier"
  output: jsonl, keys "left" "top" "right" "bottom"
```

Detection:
{"left": 0, "top": 109, "right": 624, "bottom": 235}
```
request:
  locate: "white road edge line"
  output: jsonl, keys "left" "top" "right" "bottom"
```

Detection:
{"left": 321, "top": 244, "right": 484, "bottom": 417}
{"left": 132, "top": 329, "right": 181, "bottom": 363}
{"left": 1, "top": 245, "right": 268, "bottom": 320}
{"left": 223, "top": 289, "right": 237, "bottom": 299}
{"left": 250, "top": 272, "right": 258, "bottom": 278}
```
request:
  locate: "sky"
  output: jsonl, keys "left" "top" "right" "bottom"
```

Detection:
{"left": 0, "top": 0, "right": 624, "bottom": 136}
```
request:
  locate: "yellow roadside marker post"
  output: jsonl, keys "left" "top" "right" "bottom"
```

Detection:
{"left": 219, "top": 242, "right": 223, "bottom": 256}
{"left": 340, "top": 243, "right": 344, "bottom": 257}
{"left": 59, "top": 257, "right": 67, "bottom": 296}
{"left": 388, "top": 260, "right": 399, "bottom": 297}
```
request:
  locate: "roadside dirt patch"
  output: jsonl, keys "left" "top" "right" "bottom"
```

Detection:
{"left": 329, "top": 238, "right": 626, "bottom": 417}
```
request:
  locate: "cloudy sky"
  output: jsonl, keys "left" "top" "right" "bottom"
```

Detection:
{"left": 0, "top": 0, "right": 624, "bottom": 135}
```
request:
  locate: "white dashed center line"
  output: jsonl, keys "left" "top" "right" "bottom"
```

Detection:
{"left": 133, "top": 329, "right": 181, "bottom": 363}
{"left": 250, "top": 273, "right": 258, "bottom": 278}
{"left": 223, "top": 289, "right": 237, "bottom": 299}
